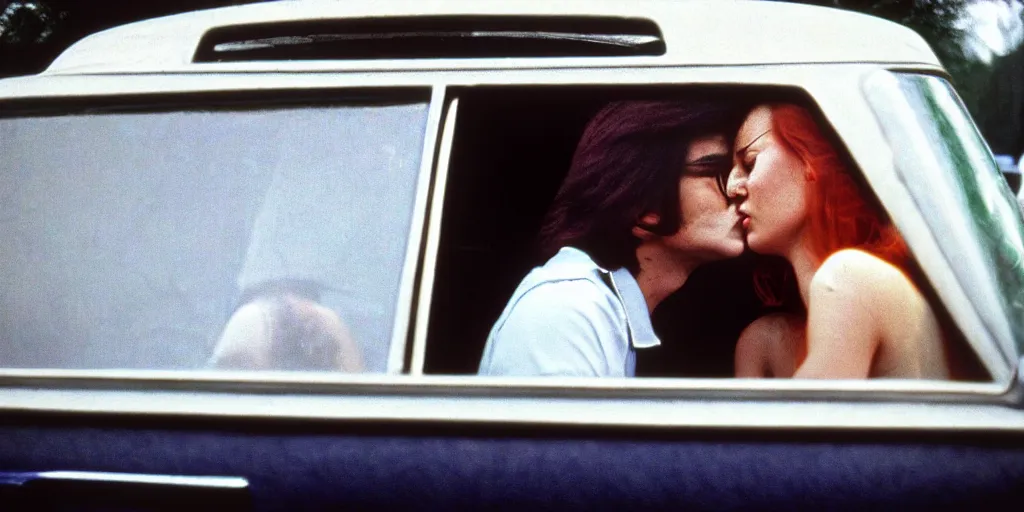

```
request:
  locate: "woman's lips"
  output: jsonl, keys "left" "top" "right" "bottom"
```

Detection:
{"left": 741, "top": 215, "right": 751, "bottom": 230}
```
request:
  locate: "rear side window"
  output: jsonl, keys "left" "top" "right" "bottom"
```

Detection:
{"left": 0, "top": 100, "right": 429, "bottom": 373}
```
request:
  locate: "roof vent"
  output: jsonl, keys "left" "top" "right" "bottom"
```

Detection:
{"left": 193, "top": 16, "right": 666, "bottom": 62}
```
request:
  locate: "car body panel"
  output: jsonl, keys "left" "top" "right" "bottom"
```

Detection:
{"left": 1, "top": 1, "right": 1022, "bottom": 509}
{"left": 42, "top": 0, "right": 939, "bottom": 75}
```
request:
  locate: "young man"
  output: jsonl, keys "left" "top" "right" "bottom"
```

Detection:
{"left": 478, "top": 100, "right": 747, "bottom": 377}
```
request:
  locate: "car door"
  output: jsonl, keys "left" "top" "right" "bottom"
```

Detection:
{"left": 4, "top": 10, "right": 1024, "bottom": 512}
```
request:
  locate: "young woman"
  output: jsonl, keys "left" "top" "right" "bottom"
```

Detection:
{"left": 725, "top": 104, "right": 950, "bottom": 379}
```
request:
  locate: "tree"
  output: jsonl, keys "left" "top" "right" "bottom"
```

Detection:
{"left": 782, "top": 1, "right": 969, "bottom": 60}
{"left": 0, "top": 1, "right": 63, "bottom": 44}
{"left": 0, "top": 0, "right": 265, "bottom": 77}
{"left": 0, "top": 1, "right": 69, "bottom": 76}
{"left": 785, "top": 1, "right": 987, "bottom": 110}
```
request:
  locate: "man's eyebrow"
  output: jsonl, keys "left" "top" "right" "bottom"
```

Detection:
{"left": 735, "top": 129, "right": 771, "bottom": 157}
{"left": 686, "top": 152, "right": 731, "bottom": 165}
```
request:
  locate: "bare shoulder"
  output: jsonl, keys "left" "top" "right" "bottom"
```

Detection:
{"left": 813, "top": 249, "right": 908, "bottom": 298}
{"left": 221, "top": 300, "right": 274, "bottom": 341}
{"left": 741, "top": 313, "right": 802, "bottom": 342}
{"left": 735, "top": 312, "right": 804, "bottom": 378}
{"left": 737, "top": 312, "right": 804, "bottom": 358}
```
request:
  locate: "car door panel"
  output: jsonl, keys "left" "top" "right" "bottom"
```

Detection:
{"left": 2, "top": 415, "right": 1022, "bottom": 511}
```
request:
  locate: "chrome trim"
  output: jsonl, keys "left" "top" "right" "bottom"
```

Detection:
{"left": 36, "top": 471, "right": 248, "bottom": 489}
{"left": 0, "top": 380, "right": 1021, "bottom": 431}
{"left": 212, "top": 32, "right": 662, "bottom": 54}
{"left": 70, "top": 60, "right": 945, "bottom": 76}
{"left": 1007, "top": 356, "right": 1024, "bottom": 407}
{"left": 1, "top": 370, "right": 1017, "bottom": 430}
{"left": 385, "top": 85, "right": 446, "bottom": 374}
{"left": 409, "top": 96, "right": 459, "bottom": 375}
{"left": 0, "top": 369, "right": 1007, "bottom": 397}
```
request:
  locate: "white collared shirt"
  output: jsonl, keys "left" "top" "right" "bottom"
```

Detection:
{"left": 478, "top": 247, "right": 660, "bottom": 377}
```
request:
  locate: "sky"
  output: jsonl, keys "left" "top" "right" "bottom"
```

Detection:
{"left": 959, "top": 0, "right": 1024, "bottom": 63}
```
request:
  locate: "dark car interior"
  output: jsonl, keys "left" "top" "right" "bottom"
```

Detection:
{"left": 424, "top": 85, "right": 778, "bottom": 376}
{"left": 422, "top": 84, "right": 987, "bottom": 380}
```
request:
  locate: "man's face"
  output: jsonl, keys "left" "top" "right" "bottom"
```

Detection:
{"left": 659, "top": 134, "right": 746, "bottom": 261}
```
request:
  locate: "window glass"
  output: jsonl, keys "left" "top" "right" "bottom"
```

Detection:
{"left": 874, "top": 73, "right": 1024, "bottom": 356}
{"left": 0, "top": 101, "right": 429, "bottom": 372}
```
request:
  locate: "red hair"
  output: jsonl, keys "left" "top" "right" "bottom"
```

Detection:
{"left": 754, "top": 104, "right": 910, "bottom": 306}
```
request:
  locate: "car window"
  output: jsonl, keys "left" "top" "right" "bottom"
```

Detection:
{"left": 0, "top": 100, "right": 429, "bottom": 373}
{"left": 421, "top": 85, "right": 985, "bottom": 381}
{"left": 866, "top": 72, "right": 1024, "bottom": 361}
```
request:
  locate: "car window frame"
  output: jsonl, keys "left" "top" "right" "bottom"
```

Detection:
{"left": 400, "top": 64, "right": 1014, "bottom": 383}
{"left": 0, "top": 85, "right": 442, "bottom": 375}
{"left": 0, "top": 65, "right": 1021, "bottom": 431}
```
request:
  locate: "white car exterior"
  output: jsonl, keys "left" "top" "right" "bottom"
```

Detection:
{"left": 0, "top": 0, "right": 1022, "bottom": 432}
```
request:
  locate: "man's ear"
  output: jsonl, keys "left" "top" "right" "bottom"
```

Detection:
{"left": 632, "top": 212, "right": 661, "bottom": 240}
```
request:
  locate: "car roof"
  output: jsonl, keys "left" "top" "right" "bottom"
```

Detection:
{"left": 41, "top": 0, "right": 941, "bottom": 75}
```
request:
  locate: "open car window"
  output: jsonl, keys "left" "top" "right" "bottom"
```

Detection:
{"left": 0, "top": 80, "right": 1005, "bottom": 387}
{"left": 421, "top": 84, "right": 989, "bottom": 382}
{"left": 0, "top": 99, "right": 430, "bottom": 373}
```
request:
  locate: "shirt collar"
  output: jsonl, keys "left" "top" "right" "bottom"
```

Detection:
{"left": 549, "top": 246, "right": 597, "bottom": 266}
{"left": 552, "top": 247, "right": 661, "bottom": 350}
{"left": 606, "top": 266, "right": 660, "bottom": 349}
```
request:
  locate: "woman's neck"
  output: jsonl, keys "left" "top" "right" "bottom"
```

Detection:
{"left": 784, "top": 236, "right": 822, "bottom": 307}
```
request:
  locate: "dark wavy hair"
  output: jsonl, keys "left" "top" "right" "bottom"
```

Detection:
{"left": 538, "top": 100, "right": 746, "bottom": 274}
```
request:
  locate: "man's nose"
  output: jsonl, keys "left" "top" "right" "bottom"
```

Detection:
{"left": 725, "top": 166, "right": 746, "bottom": 199}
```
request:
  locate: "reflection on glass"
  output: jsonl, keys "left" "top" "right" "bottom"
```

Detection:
{"left": 208, "top": 279, "right": 364, "bottom": 372}
{"left": 895, "top": 73, "right": 1024, "bottom": 353}
{"left": 0, "top": 102, "right": 428, "bottom": 372}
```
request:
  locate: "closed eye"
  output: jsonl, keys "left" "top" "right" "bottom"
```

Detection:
{"left": 684, "top": 156, "right": 733, "bottom": 196}
{"left": 686, "top": 163, "right": 729, "bottom": 176}
{"left": 741, "top": 153, "right": 758, "bottom": 173}
{"left": 684, "top": 155, "right": 732, "bottom": 176}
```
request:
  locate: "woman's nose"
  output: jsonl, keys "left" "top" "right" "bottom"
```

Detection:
{"left": 725, "top": 166, "right": 746, "bottom": 199}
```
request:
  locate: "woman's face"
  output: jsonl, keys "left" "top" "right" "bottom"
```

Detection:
{"left": 726, "top": 106, "right": 809, "bottom": 256}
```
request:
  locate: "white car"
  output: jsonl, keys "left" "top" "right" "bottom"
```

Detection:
{"left": 0, "top": 1, "right": 1022, "bottom": 509}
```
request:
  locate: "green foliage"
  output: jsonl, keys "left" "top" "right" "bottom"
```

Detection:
{"left": 0, "top": 1, "right": 64, "bottom": 45}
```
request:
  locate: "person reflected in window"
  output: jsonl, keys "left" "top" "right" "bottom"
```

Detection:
{"left": 208, "top": 279, "right": 364, "bottom": 372}
{"left": 478, "top": 100, "right": 748, "bottom": 377}
{"left": 725, "top": 104, "right": 950, "bottom": 379}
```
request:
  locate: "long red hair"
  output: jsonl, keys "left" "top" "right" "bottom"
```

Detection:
{"left": 753, "top": 104, "right": 910, "bottom": 306}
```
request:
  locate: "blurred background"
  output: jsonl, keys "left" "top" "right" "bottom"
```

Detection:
{"left": 3, "top": 0, "right": 1024, "bottom": 190}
